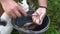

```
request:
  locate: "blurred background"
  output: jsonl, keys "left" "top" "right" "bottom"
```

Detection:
{"left": 0, "top": 0, "right": 60, "bottom": 34}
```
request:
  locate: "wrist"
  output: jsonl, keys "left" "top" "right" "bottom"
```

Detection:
{"left": 39, "top": 6, "right": 47, "bottom": 9}
{"left": 38, "top": 7, "right": 47, "bottom": 12}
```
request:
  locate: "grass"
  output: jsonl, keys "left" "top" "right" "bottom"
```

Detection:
{"left": 45, "top": 0, "right": 60, "bottom": 34}
{"left": 11, "top": 0, "right": 60, "bottom": 34}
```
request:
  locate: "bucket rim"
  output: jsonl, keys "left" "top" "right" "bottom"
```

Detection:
{"left": 12, "top": 15, "right": 50, "bottom": 33}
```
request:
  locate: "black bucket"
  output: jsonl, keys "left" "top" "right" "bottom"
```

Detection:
{"left": 11, "top": 9, "right": 50, "bottom": 34}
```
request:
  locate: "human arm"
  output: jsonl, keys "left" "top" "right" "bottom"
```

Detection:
{"left": 32, "top": 0, "right": 47, "bottom": 25}
{"left": 0, "top": 0, "right": 27, "bottom": 18}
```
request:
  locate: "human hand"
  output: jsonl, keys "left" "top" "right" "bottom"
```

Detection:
{"left": 1, "top": 0, "right": 27, "bottom": 18}
{"left": 32, "top": 8, "right": 46, "bottom": 25}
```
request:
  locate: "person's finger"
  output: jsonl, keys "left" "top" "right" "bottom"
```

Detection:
{"left": 18, "top": 5, "right": 27, "bottom": 16}
{"left": 13, "top": 9, "right": 21, "bottom": 17}
{"left": 32, "top": 12, "right": 37, "bottom": 22}
{"left": 39, "top": 13, "right": 46, "bottom": 25}
{"left": 32, "top": 12, "right": 37, "bottom": 16}
{"left": 7, "top": 12, "right": 16, "bottom": 18}
{"left": 6, "top": 10, "right": 16, "bottom": 18}
{"left": 10, "top": 12, "right": 17, "bottom": 18}
{"left": 39, "top": 20, "right": 43, "bottom": 25}
{"left": 32, "top": 12, "right": 40, "bottom": 24}
{"left": 40, "top": 12, "right": 46, "bottom": 21}
{"left": 17, "top": 2, "right": 21, "bottom": 6}
{"left": 32, "top": 15, "right": 36, "bottom": 22}
{"left": 32, "top": 12, "right": 42, "bottom": 25}
{"left": 36, "top": 11, "right": 43, "bottom": 25}
{"left": 7, "top": 13, "right": 12, "bottom": 18}
{"left": 35, "top": 18, "right": 40, "bottom": 24}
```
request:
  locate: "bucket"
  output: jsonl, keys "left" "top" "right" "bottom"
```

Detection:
{"left": 11, "top": 9, "right": 50, "bottom": 34}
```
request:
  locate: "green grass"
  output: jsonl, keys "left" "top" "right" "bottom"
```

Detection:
{"left": 45, "top": 0, "right": 60, "bottom": 34}
{"left": 11, "top": 0, "right": 60, "bottom": 34}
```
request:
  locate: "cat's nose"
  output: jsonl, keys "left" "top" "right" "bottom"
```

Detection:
{"left": 0, "top": 18, "right": 7, "bottom": 26}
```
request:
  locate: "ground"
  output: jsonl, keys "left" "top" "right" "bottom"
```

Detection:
{"left": 11, "top": 0, "right": 60, "bottom": 34}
